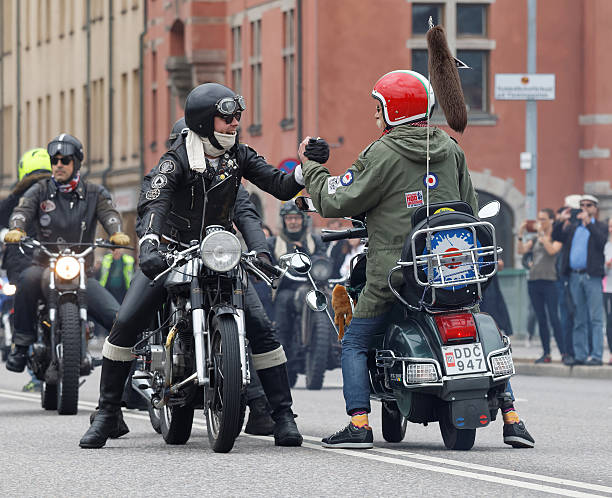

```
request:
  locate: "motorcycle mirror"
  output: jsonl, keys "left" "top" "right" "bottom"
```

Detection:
{"left": 306, "top": 290, "right": 328, "bottom": 312}
{"left": 478, "top": 201, "right": 500, "bottom": 219}
{"left": 294, "top": 196, "right": 317, "bottom": 213}
{"left": 286, "top": 252, "right": 312, "bottom": 274}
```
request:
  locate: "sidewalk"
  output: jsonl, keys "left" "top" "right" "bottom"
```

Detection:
{"left": 510, "top": 337, "right": 612, "bottom": 380}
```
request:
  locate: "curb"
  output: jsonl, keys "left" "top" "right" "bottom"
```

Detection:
{"left": 514, "top": 360, "right": 612, "bottom": 380}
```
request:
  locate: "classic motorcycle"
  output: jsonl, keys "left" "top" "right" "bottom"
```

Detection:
{"left": 295, "top": 197, "right": 514, "bottom": 450}
{"left": 0, "top": 273, "right": 16, "bottom": 362}
{"left": 280, "top": 256, "right": 344, "bottom": 390}
{"left": 130, "top": 226, "right": 283, "bottom": 453}
{"left": 19, "top": 238, "right": 128, "bottom": 415}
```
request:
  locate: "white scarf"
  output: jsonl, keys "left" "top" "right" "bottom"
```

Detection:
{"left": 186, "top": 130, "right": 236, "bottom": 172}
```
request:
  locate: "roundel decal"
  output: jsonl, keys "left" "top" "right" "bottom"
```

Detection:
{"left": 423, "top": 173, "right": 439, "bottom": 189}
{"left": 340, "top": 170, "right": 354, "bottom": 186}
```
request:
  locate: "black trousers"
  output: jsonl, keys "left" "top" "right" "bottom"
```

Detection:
{"left": 108, "top": 270, "right": 281, "bottom": 356}
{"left": 13, "top": 265, "right": 120, "bottom": 346}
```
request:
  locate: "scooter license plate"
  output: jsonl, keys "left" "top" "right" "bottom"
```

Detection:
{"left": 441, "top": 343, "right": 487, "bottom": 375}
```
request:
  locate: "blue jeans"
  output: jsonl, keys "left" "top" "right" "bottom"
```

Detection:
{"left": 527, "top": 280, "right": 564, "bottom": 356}
{"left": 556, "top": 277, "right": 574, "bottom": 356}
{"left": 569, "top": 272, "right": 604, "bottom": 362}
{"left": 341, "top": 314, "right": 389, "bottom": 414}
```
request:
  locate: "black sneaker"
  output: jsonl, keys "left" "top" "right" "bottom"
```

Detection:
{"left": 503, "top": 421, "right": 535, "bottom": 448}
{"left": 322, "top": 423, "right": 373, "bottom": 449}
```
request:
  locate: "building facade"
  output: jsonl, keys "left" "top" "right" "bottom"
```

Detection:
{"left": 2, "top": 0, "right": 611, "bottom": 267}
{"left": 0, "top": 0, "right": 144, "bottom": 234}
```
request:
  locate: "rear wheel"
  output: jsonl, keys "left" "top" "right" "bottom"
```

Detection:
{"left": 382, "top": 400, "right": 407, "bottom": 443}
{"left": 160, "top": 403, "right": 194, "bottom": 444}
{"left": 57, "top": 301, "right": 81, "bottom": 415}
{"left": 439, "top": 405, "right": 476, "bottom": 451}
{"left": 206, "top": 315, "right": 243, "bottom": 453}
{"left": 41, "top": 382, "right": 57, "bottom": 410}
{"left": 305, "top": 311, "right": 331, "bottom": 390}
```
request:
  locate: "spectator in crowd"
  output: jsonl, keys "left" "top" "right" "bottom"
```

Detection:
{"left": 326, "top": 219, "right": 351, "bottom": 279}
{"left": 604, "top": 218, "right": 612, "bottom": 365}
{"left": 517, "top": 209, "right": 564, "bottom": 363}
{"left": 553, "top": 195, "right": 608, "bottom": 366}
{"left": 98, "top": 248, "right": 134, "bottom": 304}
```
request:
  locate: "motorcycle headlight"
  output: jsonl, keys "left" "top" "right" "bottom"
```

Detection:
{"left": 310, "top": 258, "right": 332, "bottom": 281}
{"left": 55, "top": 256, "right": 81, "bottom": 280}
{"left": 200, "top": 231, "right": 242, "bottom": 272}
{"left": 2, "top": 283, "right": 16, "bottom": 296}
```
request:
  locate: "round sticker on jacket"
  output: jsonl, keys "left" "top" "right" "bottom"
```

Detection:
{"left": 39, "top": 214, "right": 51, "bottom": 227}
{"left": 40, "top": 200, "right": 56, "bottom": 212}
{"left": 423, "top": 173, "right": 439, "bottom": 189}
{"left": 151, "top": 174, "right": 168, "bottom": 189}
{"left": 340, "top": 170, "right": 354, "bottom": 186}
{"left": 145, "top": 189, "right": 160, "bottom": 200}
{"left": 159, "top": 160, "right": 175, "bottom": 174}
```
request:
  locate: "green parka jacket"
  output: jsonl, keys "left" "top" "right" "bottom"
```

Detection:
{"left": 302, "top": 125, "right": 478, "bottom": 318}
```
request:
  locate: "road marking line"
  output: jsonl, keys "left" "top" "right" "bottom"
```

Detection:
{"left": 299, "top": 440, "right": 605, "bottom": 497}
{"left": 0, "top": 390, "right": 607, "bottom": 497}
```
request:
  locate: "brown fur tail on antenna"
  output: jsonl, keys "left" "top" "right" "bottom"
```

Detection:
{"left": 426, "top": 25, "right": 468, "bottom": 133}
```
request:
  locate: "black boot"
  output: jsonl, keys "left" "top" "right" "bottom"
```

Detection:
{"left": 89, "top": 409, "right": 130, "bottom": 439}
{"left": 6, "top": 344, "right": 29, "bottom": 373}
{"left": 79, "top": 358, "right": 132, "bottom": 448}
{"left": 244, "top": 395, "right": 275, "bottom": 436}
{"left": 257, "top": 363, "right": 303, "bottom": 446}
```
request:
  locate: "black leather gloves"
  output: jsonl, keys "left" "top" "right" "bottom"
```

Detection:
{"left": 139, "top": 239, "right": 169, "bottom": 280}
{"left": 304, "top": 137, "right": 330, "bottom": 164}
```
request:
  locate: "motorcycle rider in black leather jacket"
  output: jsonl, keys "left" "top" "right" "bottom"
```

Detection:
{"left": 80, "top": 83, "right": 305, "bottom": 449}
{"left": 4, "top": 134, "right": 131, "bottom": 373}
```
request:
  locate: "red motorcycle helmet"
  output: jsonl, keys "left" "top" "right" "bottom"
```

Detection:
{"left": 371, "top": 70, "right": 436, "bottom": 127}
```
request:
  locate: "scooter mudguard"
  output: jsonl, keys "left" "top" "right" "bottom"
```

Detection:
{"left": 451, "top": 398, "right": 491, "bottom": 429}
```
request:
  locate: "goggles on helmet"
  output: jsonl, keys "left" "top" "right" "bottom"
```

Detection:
{"left": 215, "top": 95, "right": 246, "bottom": 116}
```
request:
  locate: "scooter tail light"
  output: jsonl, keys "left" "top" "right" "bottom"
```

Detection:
{"left": 434, "top": 313, "right": 477, "bottom": 344}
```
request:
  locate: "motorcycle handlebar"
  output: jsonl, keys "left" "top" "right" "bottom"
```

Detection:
{"left": 251, "top": 258, "right": 283, "bottom": 279}
{"left": 320, "top": 227, "right": 367, "bottom": 242}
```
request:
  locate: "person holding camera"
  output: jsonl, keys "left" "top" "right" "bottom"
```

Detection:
{"left": 552, "top": 195, "right": 608, "bottom": 366}
{"left": 517, "top": 209, "right": 564, "bottom": 363}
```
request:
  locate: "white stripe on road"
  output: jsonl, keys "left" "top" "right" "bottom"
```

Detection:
{"left": 0, "top": 389, "right": 608, "bottom": 497}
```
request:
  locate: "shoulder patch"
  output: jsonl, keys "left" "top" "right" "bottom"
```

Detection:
{"left": 159, "top": 160, "right": 175, "bottom": 173}
{"left": 151, "top": 174, "right": 168, "bottom": 189}
{"left": 145, "top": 189, "right": 161, "bottom": 200}
{"left": 353, "top": 158, "right": 365, "bottom": 172}
{"left": 340, "top": 170, "right": 354, "bottom": 186}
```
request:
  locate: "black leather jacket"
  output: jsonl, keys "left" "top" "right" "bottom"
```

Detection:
{"left": 8, "top": 177, "right": 123, "bottom": 265}
{"left": 136, "top": 133, "right": 302, "bottom": 246}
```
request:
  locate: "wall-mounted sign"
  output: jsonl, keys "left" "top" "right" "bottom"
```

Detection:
{"left": 495, "top": 74, "right": 555, "bottom": 100}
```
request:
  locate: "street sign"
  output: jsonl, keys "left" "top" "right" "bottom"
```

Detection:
{"left": 520, "top": 152, "right": 532, "bottom": 170}
{"left": 278, "top": 158, "right": 299, "bottom": 174}
{"left": 494, "top": 74, "right": 555, "bottom": 100}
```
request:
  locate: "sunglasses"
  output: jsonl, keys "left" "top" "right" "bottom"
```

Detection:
{"left": 376, "top": 105, "right": 381, "bottom": 113}
{"left": 51, "top": 156, "right": 73, "bottom": 165}
{"left": 580, "top": 203, "right": 595, "bottom": 208}
{"left": 217, "top": 112, "right": 242, "bottom": 125}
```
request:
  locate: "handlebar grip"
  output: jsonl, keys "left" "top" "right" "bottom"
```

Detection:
{"left": 321, "top": 228, "right": 367, "bottom": 242}
{"left": 251, "top": 258, "right": 283, "bottom": 278}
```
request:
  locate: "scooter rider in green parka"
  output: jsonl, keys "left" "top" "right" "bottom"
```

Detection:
{"left": 298, "top": 33, "right": 534, "bottom": 450}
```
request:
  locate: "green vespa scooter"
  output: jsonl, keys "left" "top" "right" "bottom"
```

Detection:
{"left": 294, "top": 197, "right": 514, "bottom": 451}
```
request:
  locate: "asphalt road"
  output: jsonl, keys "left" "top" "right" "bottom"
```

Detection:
{"left": 1, "top": 367, "right": 611, "bottom": 497}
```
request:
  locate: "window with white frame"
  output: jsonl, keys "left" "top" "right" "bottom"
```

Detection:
{"left": 249, "top": 19, "right": 263, "bottom": 135}
{"left": 231, "top": 26, "right": 242, "bottom": 95}
{"left": 281, "top": 9, "right": 295, "bottom": 128}
{"left": 409, "top": 1, "right": 494, "bottom": 116}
